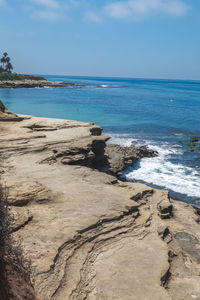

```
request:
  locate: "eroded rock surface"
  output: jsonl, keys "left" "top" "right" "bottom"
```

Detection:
{"left": 0, "top": 110, "right": 200, "bottom": 300}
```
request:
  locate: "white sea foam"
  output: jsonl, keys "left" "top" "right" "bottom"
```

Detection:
{"left": 96, "top": 84, "right": 120, "bottom": 89}
{"left": 108, "top": 133, "right": 200, "bottom": 199}
{"left": 125, "top": 156, "right": 200, "bottom": 198}
{"left": 107, "top": 134, "right": 135, "bottom": 147}
{"left": 34, "top": 86, "right": 52, "bottom": 89}
{"left": 100, "top": 84, "right": 109, "bottom": 88}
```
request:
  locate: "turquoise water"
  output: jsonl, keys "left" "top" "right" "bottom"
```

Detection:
{"left": 1, "top": 75, "right": 200, "bottom": 205}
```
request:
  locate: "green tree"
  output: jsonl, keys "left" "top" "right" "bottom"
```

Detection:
{"left": 0, "top": 53, "right": 8, "bottom": 71}
{"left": 0, "top": 52, "right": 13, "bottom": 73}
{"left": 5, "top": 61, "right": 13, "bottom": 73}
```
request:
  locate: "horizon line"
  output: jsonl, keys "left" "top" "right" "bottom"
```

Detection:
{"left": 24, "top": 73, "right": 200, "bottom": 82}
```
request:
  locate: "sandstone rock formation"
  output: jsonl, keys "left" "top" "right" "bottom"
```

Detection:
{"left": 0, "top": 107, "right": 200, "bottom": 299}
{"left": 0, "top": 100, "right": 23, "bottom": 122}
{"left": 0, "top": 183, "right": 40, "bottom": 300}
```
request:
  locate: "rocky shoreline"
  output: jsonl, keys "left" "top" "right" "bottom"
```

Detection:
{"left": 104, "top": 143, "right": 157, "bottom": 177}
{"left": 0, "top": 102, "right": 200, "bottom": 299}
{"left": 0, "top": 79, "right": 84, "bottom": 89}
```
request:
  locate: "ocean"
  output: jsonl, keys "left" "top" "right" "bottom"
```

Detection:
{"left": 1, "top": 75, "right": 200, "bottom": 206}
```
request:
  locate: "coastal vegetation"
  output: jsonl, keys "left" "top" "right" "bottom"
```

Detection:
{"left": 0, "top": 73, "right": 45, "bottom": 81}
{"left": 0, "top": 51, "right": 45, "bottom": 81}
{"left": 0, "top": 52, "right": 13, "bottom": 74}
{"left": 0, "top": 185, "right": 10, "bottom": 299}
{"left": 0, "top": 185, "right": 37, "bottom": 299}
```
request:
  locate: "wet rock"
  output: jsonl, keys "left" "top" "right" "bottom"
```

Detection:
{"left": 103, "top": 143, "right": 157, "bottom": 176}
{"left": 0, "top": 80, "right": 84, "bottom": 89}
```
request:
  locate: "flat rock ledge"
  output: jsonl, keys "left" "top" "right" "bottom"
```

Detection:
{"left": 0, "top": 108, "right": 200, "bottom": 300}
{"left": 0, "top": 80, "right": 84, "bottom": 89}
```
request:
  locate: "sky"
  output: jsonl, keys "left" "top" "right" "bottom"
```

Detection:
{"left": 0, "top": 0, "right": 200, "bottom": 80}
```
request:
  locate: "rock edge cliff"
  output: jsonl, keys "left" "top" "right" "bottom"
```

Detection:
{"left": 0, "top": 104, "right": 200, "bottom": 300}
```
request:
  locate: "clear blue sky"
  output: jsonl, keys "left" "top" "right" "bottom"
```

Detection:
{"left": 0, "top": 0, "right": 199, "bottom": 80}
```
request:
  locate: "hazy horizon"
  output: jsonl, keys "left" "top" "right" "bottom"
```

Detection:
{"left": 29, "top": 73, "right": 200, "bottom": 82}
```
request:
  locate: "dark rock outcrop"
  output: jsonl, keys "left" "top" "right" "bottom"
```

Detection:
{"left": 0, "top": 80, "right": 84, "bottom": 89}
{"left": 97, "top": 143, "right": 157, "bottom": 177}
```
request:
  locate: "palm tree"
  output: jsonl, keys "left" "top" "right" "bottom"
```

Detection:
{"left": 0, "top": 52, "right": 14, "bottom": 73}
{"left": 0, "top": 57, "right": 5, "bottom": 71}
{"left": 5, "top": 62, "right": 13, "bottom": 73}
{"left": 0, "top": 52, "right": 8, "bottom": 70}
{"left": 5, "top": 56, "right": 10, "bottom": 65}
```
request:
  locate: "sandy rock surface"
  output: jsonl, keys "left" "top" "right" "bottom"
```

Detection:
{"left": 0, "top": 110, "right": 200, "bottom": 300}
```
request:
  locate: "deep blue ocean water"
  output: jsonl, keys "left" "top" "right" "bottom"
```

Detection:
{"left": 1, "top": 75, "right": 200, "bottom": 206}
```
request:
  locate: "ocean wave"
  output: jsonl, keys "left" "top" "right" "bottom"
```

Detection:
{"left": 100, "top": 84, "right": 109, "bottom": 88}
{"left": 34, "top": 86, "right": 52, "bottom": 89}
{"left": 96, "top": 84, "right": 121, "bottom": 88}
{"left": 107, "top": 133, "right": 136, "bottom": 147}
{"left": 107, "top": 133, "right": 181, "bottom": 153}
{"left": 107, "top": 133, "right": 200, "bottom": 199}
{"left": 124, "top": 156, "right": 200, "bottom": 198}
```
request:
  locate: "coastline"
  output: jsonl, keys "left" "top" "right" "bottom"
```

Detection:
{"left": 0, "top": 79, "right": 84, "bottom": 89}
{"left": 1, "top": 103, "right": 200, "bottom": 299}
{"left": 1, "top": 75, "right": 199, "bottom": 204}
